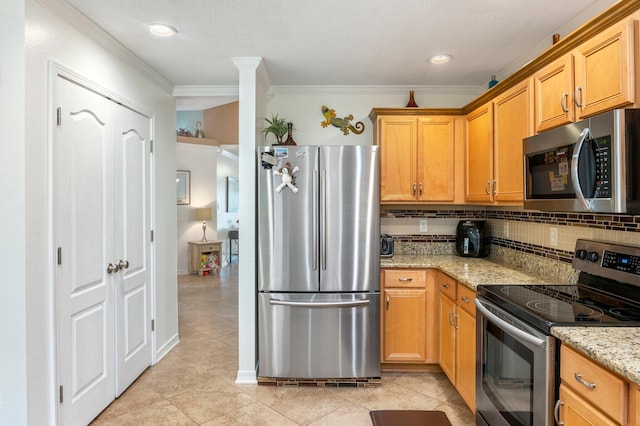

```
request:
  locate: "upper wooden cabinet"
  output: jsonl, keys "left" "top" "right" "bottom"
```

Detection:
{"left": 534, "top": 19, "right": 636, "bottom": 132}
{"left": 370, "top": 110, "right": 464, "bottom": 204}
{"left": 466, "top": 79, "right": 532, "bottom": 205}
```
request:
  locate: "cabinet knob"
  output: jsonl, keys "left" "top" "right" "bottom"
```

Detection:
{"left": 107, "top": 263, "right": 120, "bottom": 274}
{"left": 118, "top": 259, "right": 130, "bottom": 270}
{"left": 442, "top": 282, "right": 449, "bottom": 289}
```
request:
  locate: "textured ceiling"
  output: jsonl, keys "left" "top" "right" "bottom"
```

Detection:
{"left": 66, "top": 0, "right": 617, "bottom": 89}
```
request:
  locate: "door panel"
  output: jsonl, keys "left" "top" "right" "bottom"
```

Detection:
{"left": 114, "top": 109, "right": 152, "bottom": 395}
{"left": 57, "top": 76, "right": 115, "bottom": 426}
{"left": 258, "top": 146, "right": 318, "bottom": 292}
{"left": 321, "top": 146, "right": 380, "bottom": 292}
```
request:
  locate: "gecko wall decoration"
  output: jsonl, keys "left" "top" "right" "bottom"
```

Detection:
{"left": 320, "top": 105, "right": 365, "bottom": 135}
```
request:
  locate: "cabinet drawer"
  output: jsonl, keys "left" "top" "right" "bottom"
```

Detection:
{"left": 457, "top": 285, "right": 476, "bottom": 317}
{"left": 561, "top": 345, "right": 627, "bottom": 424}
{"left": 200, "top": 244, "right": 219, "bottom": 252}
{"left": 438, "top": 272, "right": 457, "bottom": 300}
{"left": 383, "top": 269, "right": 426, "bottom": 288}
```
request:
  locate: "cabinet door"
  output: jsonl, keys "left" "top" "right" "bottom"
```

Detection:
{"left": 493, "top": 79, "right": 532, "bottom": 203}
{"left": 416, "top": 117, "right": 456, "bottom": 202}
{"left": 383, "top": 288, "right": 427, "bottom": 362}
{"left": 465, "top": 103, "right": 493, "bottom": 203}
{"left": 379, "top": 117, "right": 417, "bottom": 201}
{"left": 456, "top": 307, "right": 476, "bottom": 412}
{"left": 438, "top": 292, "right": 456, "bottom": 382}
{"left": 534, "top": 55, "right": 575, "bottom": 132}
{"left": 559, "top": 384, "right": 618, "bottom": 426}
{"left": 574, "top": 19, "right": 635, "bottom": 120}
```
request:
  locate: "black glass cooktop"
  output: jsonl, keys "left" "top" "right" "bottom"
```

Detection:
{"left": 477, "top": 280, "right": 640, "bottom": 332}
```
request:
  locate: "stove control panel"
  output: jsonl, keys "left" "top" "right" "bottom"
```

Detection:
{"left": 602, "top": 251, "right": 640, "bottom": 275}
{"left": 573, "top": 239, "right": 640, "bottom": 285}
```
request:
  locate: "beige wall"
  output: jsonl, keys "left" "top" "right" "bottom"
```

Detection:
{"left": 203, "top": 101, "right": 239, "bottom": 145}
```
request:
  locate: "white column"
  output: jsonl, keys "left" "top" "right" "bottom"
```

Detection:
{"left": 0, "top": 0, "right": 27, "bottom": 423}
{"left": 232, "top": 57, "right": 269, "bottom": 383}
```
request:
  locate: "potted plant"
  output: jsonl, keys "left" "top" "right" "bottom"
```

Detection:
{"left": 262, "top": 114, "right": 289, "bottom": 145}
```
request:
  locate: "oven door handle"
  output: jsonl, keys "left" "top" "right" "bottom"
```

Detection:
{"left": 475, "top": 299, "right": 546, "bottom": 348}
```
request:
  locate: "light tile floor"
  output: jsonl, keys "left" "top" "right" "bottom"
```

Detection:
{"left": 92, "top": 265, "right": 475, "bottom": 425}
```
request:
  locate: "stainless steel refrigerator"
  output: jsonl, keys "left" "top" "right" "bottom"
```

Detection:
{"left": 257, "top": 145, "right": 380, "bottom": 379}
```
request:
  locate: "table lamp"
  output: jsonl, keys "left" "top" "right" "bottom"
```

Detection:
{"left": 195, "top": 207, "right": 213, "bottom": 242}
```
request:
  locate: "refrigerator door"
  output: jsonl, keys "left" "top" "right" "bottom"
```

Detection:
{"left": 258, "top": 292, "right": 381, "bottom": 378}
{"left": 319, "top": 146, "right": 380, "bottom": 292}
{"left": 258, "top": 146, "right": 319, "bottom": 292}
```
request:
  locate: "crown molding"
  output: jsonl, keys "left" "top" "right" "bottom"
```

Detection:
{"left": 172, "top": 85, "right": 239, "bottom": 97}
{"left": 34, "top": 0, "right": 173, "bottom": 94}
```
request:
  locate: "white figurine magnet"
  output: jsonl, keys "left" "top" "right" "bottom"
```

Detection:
{"left": 273, "top": 162, "right": 299, "bottom": 193}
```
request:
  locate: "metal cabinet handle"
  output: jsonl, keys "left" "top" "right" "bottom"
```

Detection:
{"left": 441, "top": 283, "right": 449, "bottom": 289}
{"left": 574, "top": 373, "right": 596, "bottom": 389}
{"left": 561, "top": 92, "right": 569, "bottom": 112}
{"left": 107, "top": 263, "right": 120, "bottom": 274}
{"left": 461, "top": 296, "right": 471, "bottom": 303}
{"left": 574, "top": 86, "right": 583, "bottom": 107}
{"left": 554, "top": 399, "right": 564, "bottom": 425}
{"left": 386, "top": 296, "right": 390, "bottom": 310}
{"left": 448, "top": 311, "right": 454, "bottom": 326}
{"left": 118, "top": 259, "right": 129, "bottom": 270}
{"left": 398, "top": 278, "right": 413, "bottom": 282}
{"left": 453, "top": 313, "right": 459, "bottom": 329}
{"left": 484, "top": 180, "right": 491, "bottom": 195}
{"left": 419, "top": 183, "right": 423, "bottom": 196}
{"left": 412, "top": 183, "right": 417, "bottom": 195}
{"left": 491, "top": 179, "right": 496, "bottom": 195}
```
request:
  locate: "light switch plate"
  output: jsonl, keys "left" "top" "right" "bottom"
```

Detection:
{"left": 419, "top": 220, "right": 428, "bottom": 232}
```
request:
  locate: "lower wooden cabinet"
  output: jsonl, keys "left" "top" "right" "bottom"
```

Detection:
{"left": 557, "top": 345, "right": 628, "bottom": 425}
{"left": 381, "top": 269, "right": 437, "bottom": 368}
{"left": 438, "top": 272, "right": 477, "bottom": 412}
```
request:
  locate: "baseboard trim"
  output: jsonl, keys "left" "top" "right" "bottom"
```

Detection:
{"left": 155, "top": 332, "right": 179, "bottom": 364}
{"left": 235, "top": 369, "right": 257, "bottom": 384}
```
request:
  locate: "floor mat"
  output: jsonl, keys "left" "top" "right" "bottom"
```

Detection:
{"left": 369, "top": 410, "right": 452, "bottom": 426}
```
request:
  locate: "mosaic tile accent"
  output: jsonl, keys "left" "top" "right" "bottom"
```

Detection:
{"left": 490, "top": 237, "right": 575, "bottom": 264}
{"left": 484, "top": 210, "right": 640, "bottom": 232}
{"left": 257, "top": 376, "right": 381, "bottom": 388}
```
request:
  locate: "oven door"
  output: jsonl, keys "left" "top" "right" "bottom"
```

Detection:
{"left": 475, "top": 298, "right": 556, "bottom": 426}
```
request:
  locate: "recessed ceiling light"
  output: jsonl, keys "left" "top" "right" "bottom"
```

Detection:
{"left": 148, "top": 23, "right": 177, "bottom": 38}
{"left": 429, "top": 54, "right": 452, "bottom": 64}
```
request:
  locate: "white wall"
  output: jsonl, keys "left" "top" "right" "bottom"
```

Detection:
{"left": 0, "top": 1, "right": 27, "bottom": 423}
{"left": 265, "top": 86, "right": 479, "bottom": 146}
{"left": 24, "top": 0, "right": 178, "bottom": 423}
{"left": 176, "top": 143, "right": 219, "bottom": 274}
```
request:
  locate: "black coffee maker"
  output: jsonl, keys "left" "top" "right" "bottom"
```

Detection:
{"left": 455, "top": 220, "right": 489, "bottom": 258}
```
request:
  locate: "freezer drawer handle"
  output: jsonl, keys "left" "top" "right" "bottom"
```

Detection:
{"left": 269, "top": 299, "right": 371, "bottom": 308}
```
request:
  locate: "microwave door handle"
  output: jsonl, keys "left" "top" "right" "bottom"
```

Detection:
{"left": 475, "top": 299, "right": 546, "bottom": 348}
{"left": 570, "top": 127, "right": 594, "bottom": 211}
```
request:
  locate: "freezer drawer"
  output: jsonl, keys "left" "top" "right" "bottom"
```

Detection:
{"left": 258, "top": 292, "right": 380, "bottom": 378}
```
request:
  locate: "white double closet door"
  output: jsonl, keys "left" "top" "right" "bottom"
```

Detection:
{"left": 55, "top": 75, "right": 153, "bottom": 426}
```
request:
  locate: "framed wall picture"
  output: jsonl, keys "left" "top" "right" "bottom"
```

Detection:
{"left": 226, "top": 176, "right": 239, "bottom": 212}
{"left": 176, "top": 170, "right": 191, "bottom": 205}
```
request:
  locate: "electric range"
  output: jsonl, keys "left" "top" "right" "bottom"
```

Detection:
{"left": 477, "top": 239, "right": 640, "bottom": 332}
{"left": 475, "top": 239, "right": 640, "bottom": 426}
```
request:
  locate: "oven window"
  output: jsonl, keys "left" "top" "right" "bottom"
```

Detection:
{"left": 482, "top": 321, "right": 534, "bottom": 426}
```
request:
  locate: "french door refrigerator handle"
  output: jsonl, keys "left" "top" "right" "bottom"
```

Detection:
{"left": 312, "top": 170, "right": 318, "bottom": 271}
{"left": 475, "top": 298, "right": 546, "bottom": 348}
{"left": 321, "top": 169, "right": 327, "bottom": 270}
{"left": 269, "top": 299, "right": 371, "bottom": 308}
{"left": 570, "top": 127, "right": 594, "bottom": 211}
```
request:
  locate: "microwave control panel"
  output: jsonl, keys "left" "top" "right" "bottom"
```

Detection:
{"left": 592, "top": 135, "right": 611, "bottom": 198}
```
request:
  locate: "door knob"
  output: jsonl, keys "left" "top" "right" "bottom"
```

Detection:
{"left": 118, "top": 259, "right": 129, "bottom": 269}
{"left": 107, "top": 263, "right": 120, "bottom": 274}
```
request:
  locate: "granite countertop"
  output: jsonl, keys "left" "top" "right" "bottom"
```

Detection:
{"left": 551, "top": 327, "right": 640, "bottom": 386}
{"left": 381, "top": 254, "right": 559, "bottom": 290}
{"left": 382, "top": 254, "right": 640, "bottom": 387}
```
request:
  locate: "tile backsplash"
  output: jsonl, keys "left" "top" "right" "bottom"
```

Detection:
{"left": 381, "top": 206, "right": 640, "bottom": 264}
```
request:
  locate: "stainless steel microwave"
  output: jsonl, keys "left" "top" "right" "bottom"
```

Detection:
{"left": 523, "top": 109, "right": 640, "bottom": 214}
